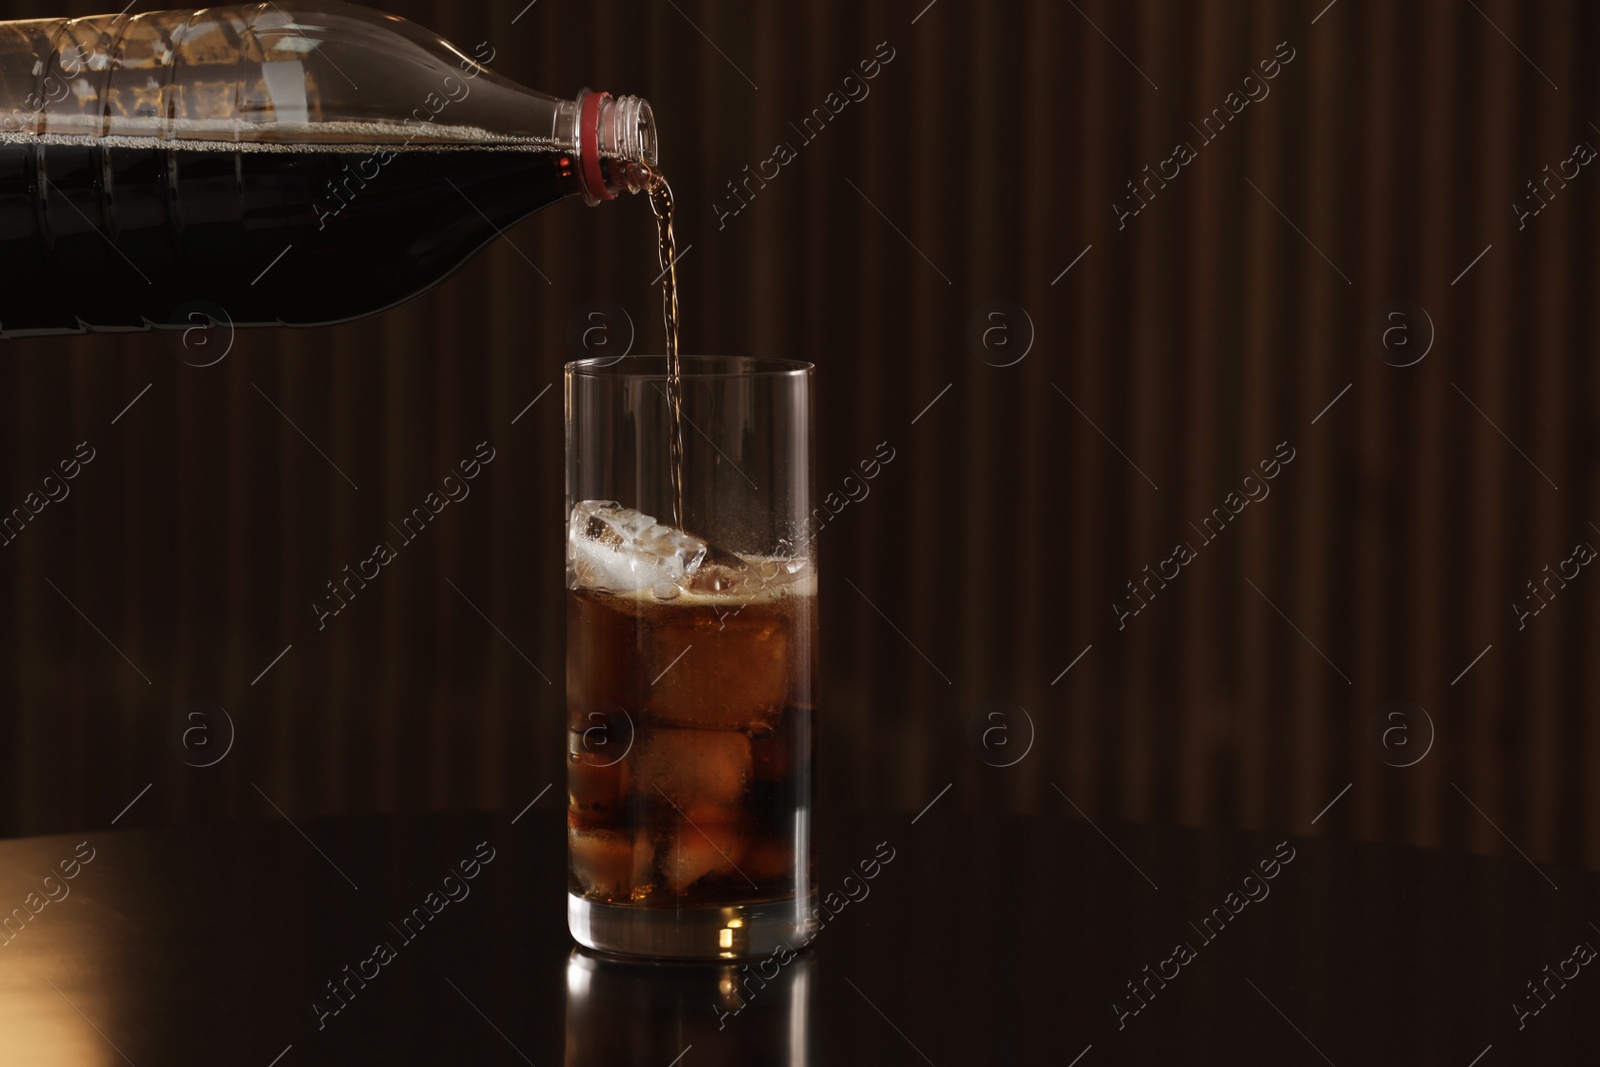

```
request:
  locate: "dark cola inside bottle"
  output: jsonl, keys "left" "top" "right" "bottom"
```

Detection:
{"left": 0, "top": 2, "right": 656, "bottom": 336}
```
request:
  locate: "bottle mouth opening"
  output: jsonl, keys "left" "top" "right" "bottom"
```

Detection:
{"left": 604, "top": 96, "right": 657, "bottom": 168}
{"left": 576, "top": 90, "right": 657, "bottom": 205}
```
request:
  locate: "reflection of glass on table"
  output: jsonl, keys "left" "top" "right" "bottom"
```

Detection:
{"left": 564, "top": 947, "right": 813, "bottom": 1067}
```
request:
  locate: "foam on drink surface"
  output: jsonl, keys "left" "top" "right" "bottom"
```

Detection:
{"left": 567, "top": 500, "right": 814, "bottom": 603}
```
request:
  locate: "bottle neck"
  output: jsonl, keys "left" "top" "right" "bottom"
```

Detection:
{"left": 570, "top": 90, "right": 657, "bottom": 206}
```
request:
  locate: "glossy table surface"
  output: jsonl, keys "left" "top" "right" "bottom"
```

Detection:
{"left": 0, "top": 807, "right": 1593, "bottom": 1065}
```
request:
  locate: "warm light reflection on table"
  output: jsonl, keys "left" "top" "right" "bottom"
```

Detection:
{"left": 0, "top": 835, "right": 132, "bottom": 1066}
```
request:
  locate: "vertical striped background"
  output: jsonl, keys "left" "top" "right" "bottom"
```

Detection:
{"left": 1, "top": 0, "right": 1596, "bottom": 872}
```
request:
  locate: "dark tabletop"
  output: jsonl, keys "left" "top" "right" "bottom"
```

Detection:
{"left": 0, "top": 807, "right": 1594, "bottom": 1065}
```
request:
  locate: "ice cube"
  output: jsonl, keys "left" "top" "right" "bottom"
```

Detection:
{"left": 644, "top": 613, "right": 791, "bottom": 730}
{"left": 682, "top": 547, "right": 817, "bottom": 598}
{"left": 684, "top": 543, "right": 752, "bottom": 594}
{"left": 568, "top": 500, "right": 708, "bottom": 593}
{"left": 631, "top": 727, "right": 750, "bottom": 808}
{"left": 749, "top": 713, "right": 794, "bottom": 783}
{"left": 570, "top": 829, "right": 633, "bottom": 900}
{"left": 630, "top": 833, "right": 662, "bottom": 901}
{"left": 660, "top": 806, "right": 748, "bottom": 893}
{"left": 568, "top": 746, "right": 630, "bottom": 832}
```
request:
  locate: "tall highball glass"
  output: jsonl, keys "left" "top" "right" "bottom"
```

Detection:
{"left": 564, "top": 355, "right": 815, "bottom": 959}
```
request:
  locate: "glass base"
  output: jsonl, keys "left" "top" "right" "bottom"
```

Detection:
{"left": 568, "top": 893, "right": 817, "bottom": 960}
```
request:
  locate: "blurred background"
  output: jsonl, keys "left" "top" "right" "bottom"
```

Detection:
{"left": 2, "top": 0, "right": 1597, "bottom": 873}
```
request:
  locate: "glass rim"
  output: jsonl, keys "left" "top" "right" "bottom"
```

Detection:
{"left": 565, "top": 354, "right": 814, "bottom": 380}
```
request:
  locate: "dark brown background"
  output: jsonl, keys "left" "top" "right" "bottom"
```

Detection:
{"left": 2, "top": 0, "right": 1596, "bottom": 875}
